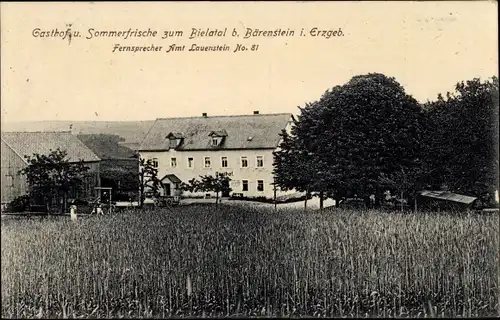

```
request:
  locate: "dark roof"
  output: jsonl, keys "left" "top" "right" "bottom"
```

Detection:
{"left": 419, "top": 190, "right": 477, "bottom": 204}
{"left": 119, "top": 142, "right": 141, "bottom": 151}
{"left": 1, "top": 131, "right": 100, "bottom": 163}
{"left": 77, "top": 134, "right": 135, "bottom": 159}
{"left": 139, "top": 113, "right": 292, "bottom": 151}
{"left": 161, "top": 174, "right": 182, "bottom": 184}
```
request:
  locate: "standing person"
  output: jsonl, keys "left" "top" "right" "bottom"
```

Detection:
{"left": 98, "top": 196, "right": 105, "bottom": 215}
{"left": 90, "top": 197, "right": 98, "bottom": 215}
{"left": 69, "top": 201, "right": 77, "bottom": 220}
{"left": 96, "top": 199, "right": 104, "bottom": 215}
{"left": 369, "top": 194, "right": 376, "bottom": 209}
{"left": 91, "top": 196, "right": 104, "bottom": 215}
{"left": 102, "top": 191, "right": 108, "bottom": 206}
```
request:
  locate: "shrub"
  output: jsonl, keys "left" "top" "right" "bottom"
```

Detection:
{"left": 71, "top": 198, "right": 89, "bottom": 206}
{"left": 6, "top": 195, "right": 30, "bottom": 212}
{"left": 229, "top": 194, "right": 312, "bottom": 204}
{"left": 113, "top": 192, "right": 137, "bottom": 202}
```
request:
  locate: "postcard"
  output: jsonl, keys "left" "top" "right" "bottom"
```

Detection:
{"left": 1, "top": 2, "right": 498, "bottom": 319}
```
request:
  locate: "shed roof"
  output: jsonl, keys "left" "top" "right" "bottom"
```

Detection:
{"left": 1, "top": 131, "right": 100, "bottom": 163}
{"left": 419, "top": 190, "right": 477, "bottom": 204}
{"left": 139, "top": 113, "right": 292, "bottom": 151}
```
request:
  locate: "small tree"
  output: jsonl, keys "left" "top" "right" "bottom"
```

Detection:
{"left": 181, "top": 172, "right": 232, "bottom": 205}
{"left": 19, "top": 148, "right": 90, "bottom": 214}
{"left": 138, "top": 158, "right": 161, "bottom": 208}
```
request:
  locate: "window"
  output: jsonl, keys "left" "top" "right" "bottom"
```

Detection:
{"left": 212, "top": 138, "right": 219, "bottom": 146}
{"left": 167, "top": 133, "right": 184, "bottom": 149}
{"left": 188, "top": 157, "right": 194, "bottom": 168}
{"left": 152, "top": 158, "right": 159, "bottom": 168}
{"left": 257, "top": 180, "right": 264, "bottom": 192}
{"left": 169, "top": 139, "right": 178, "bottom": 149}
{"left": 241, "top": 156, "right": 248, "bottom": 168}
{"left": 242, "top": 180, "right": 249, "bottom": 191}
{"left": 204, "top": 156, "right": 211, "bottom": 168}
{"left": 221, "top": 156, "right": 228, "bottom": 168}
{"left": 256, "top": 156, "right": 264, "bottom": 168}
{"left": 171, "top": 157, "right": 177, "bottom": 168}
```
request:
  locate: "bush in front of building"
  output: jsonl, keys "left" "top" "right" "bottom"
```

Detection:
{"left": 229, "top": 194, "right": 312, "bottom": 204}
{"left": 6, "top": 195, "right": 31, "bottom": 213}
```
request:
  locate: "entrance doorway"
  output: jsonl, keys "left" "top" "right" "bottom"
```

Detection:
{"left": 222, "top": 180, "right": 230, "bottom": 197}
{"left": 163, "top": 183, "right": 171, "bottom": 196}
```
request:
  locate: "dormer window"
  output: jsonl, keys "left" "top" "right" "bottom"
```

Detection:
{"left": 166, "top": 132, "right": 184, "bottom": 150}
{"left": 208, "top": 129, "right": 228, "bottom": 148}
{"left": 169, "top": 139, "right": 178, "bottom": 149}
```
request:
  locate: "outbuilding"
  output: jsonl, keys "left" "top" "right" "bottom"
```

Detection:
{"left": 417, "top": 190, "right": 478, "bottom": 211}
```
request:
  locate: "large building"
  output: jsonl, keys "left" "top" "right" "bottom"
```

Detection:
{"left": 137, "top": 112, "right": 295, "bottom": 199}
{"left": 1, "top": 131, "right": 101, "bottom": 205}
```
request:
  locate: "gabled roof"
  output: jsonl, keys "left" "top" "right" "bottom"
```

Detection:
{"left": 208, "top": 130, "right": 228, "bottom": 137}
{"left": 166, "top": 132, "right": 185, "bottom": 139}
{"left": 139, "top": 113, "right": 292, "bottom": 151}
{"left": 1, "top": 131, "right": 100, "bottom": 163}
{"left": 161, "top": 174, "right": 182, "bottom": 184}
{"left": 1, "top": 120, "right": 155, "bottom": 151}
{"left": 419, "top": 190, "right": 477, "bottom": 204}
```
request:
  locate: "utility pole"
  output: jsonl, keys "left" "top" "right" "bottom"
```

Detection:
{"left": 139, "top": 159, "right": 144, "bottom": 208}
{"left": 273, "top": 180, "right": 277, "bottom": 211}
{"left": 319, "top": 190, "right": 324, "bottom": 210}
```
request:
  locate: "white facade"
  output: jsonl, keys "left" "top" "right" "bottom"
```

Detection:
{"left": 138, "top": 112, "right": 295, "bottom": 199}
{"left": 140, "top": 148, "right": 294, "bottom": 198}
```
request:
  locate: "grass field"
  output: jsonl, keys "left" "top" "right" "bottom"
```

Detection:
{"left": 1, "top": 206, "right": 499, "bottom": 318}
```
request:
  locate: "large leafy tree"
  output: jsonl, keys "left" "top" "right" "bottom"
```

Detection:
{"left": 424, "top": 77, "right": 499, "bottom": 205}
{"left": 275, "top": 73, "right": 426, "bottom": 207}
{"left": 181, "top": 172, "right": 232, "bottom": 205}
{"left": 19, "top": 148, "right": 90, "bottom": 213}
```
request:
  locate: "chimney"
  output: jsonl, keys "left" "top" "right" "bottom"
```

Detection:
{"left": 253, "top": 111, "right": 259, "bottom": 115}
{"left": 202, "top": 113, "right": 208, "bottom": 117}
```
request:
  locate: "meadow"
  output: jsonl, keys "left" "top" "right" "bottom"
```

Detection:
{"left": 1, "top": 205, "right": 499, "bottom": 318}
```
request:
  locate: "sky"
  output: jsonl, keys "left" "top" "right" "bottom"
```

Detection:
{"left": 1, "top": 1, "right": 498, "bottom": 123}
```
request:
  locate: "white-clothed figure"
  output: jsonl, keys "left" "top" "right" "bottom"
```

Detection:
{"left": 70, "top": 204, "right": 77, "bottom": 220}
{"left": 90, "top": 197, "right": 105, "bottom": 215}
{"left": 91, "top": 204, "right": 104, "bottom": 215}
